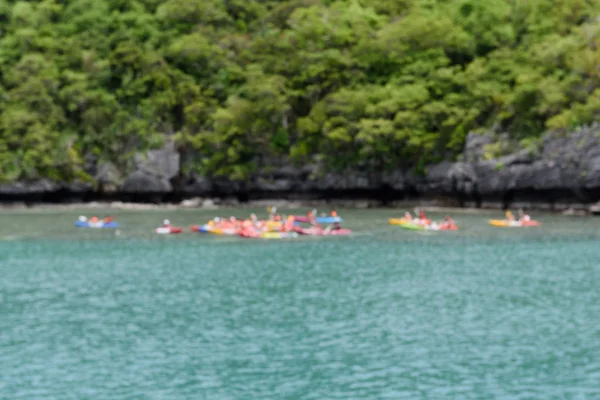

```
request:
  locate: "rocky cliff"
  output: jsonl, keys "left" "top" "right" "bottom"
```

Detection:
{"left": 4, "top": 125, "right": 600, "bottom": 212}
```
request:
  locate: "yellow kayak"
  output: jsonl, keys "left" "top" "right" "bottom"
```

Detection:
{"left": 265, "top": 221, "right": 282, "bottom": 231}
{"left": 489, "top": 219, "right": 541, "bottom": 227}
{"left": 389, "top": 217, "right": 433, "bottom": 226}
{"left": 207, "top": 228, "right": 239, "bottom": 235}
{"left": 259, "top": 232, "right": 298, "bottom": 239}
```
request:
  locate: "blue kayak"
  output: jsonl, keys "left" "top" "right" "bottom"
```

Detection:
{"left": 317, "top": 216, "right": 343, "bottom": 224}
{"left": 191, "top": 224, "right": 211, "bottom": 233}
{"left": 293, "top": 216, "right": 343, "bottom": 225}
{"left": 75, "top": 221, "right": 119, "bottom": 228}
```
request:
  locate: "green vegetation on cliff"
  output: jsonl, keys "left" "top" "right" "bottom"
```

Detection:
{"left": 0, "top": 0, "right": 599, "bottom": 182}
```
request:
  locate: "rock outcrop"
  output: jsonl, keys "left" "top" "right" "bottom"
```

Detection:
{"left": 4, "top": 125, "right": 600, "bottom": 211}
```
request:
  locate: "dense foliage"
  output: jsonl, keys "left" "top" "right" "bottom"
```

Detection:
{"left": 1, "top": 0, "right": 600, "bottom": 182}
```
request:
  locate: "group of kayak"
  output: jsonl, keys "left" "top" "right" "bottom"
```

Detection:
{"left": 74, "top": 209, "right": 351, "bottom": 239}
{"left": 74, "top": 208, "right": 542, "bottom": 236}
{"left": 388, "top": 208, "right": 541, "bottom": 230}
{"left": 389, "top": 209, "right": 459, "bottom": 231}
{"left": 191, "top": 208, "right": 351, "bottom": 239}
{"left": 75, "top": 215, "right": 118, "bottom": 228}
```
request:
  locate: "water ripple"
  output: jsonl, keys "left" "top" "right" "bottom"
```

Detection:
{"left": 1, "top": 214, "right": 600, "bottom": 398}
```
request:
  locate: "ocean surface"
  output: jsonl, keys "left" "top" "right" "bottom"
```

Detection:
{"left": 1, "top": 207, "right": 599, "bottom": 399}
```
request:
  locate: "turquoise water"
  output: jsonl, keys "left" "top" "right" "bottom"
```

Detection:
{"left": 1, "top": 208, "right": 600, "bottom": 399}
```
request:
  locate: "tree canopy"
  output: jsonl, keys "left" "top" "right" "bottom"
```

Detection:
{"left": 1, "top": 0, "right": 599, "bottom": 182}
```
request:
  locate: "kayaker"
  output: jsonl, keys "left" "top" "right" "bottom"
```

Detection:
{"left": 250, "top": 213, "right": 258, "bottom": 226}
{"left": 104, "top": 216, "right": 114, "bottom": 223}
{"left": 162, "top": 219, "right": 171, "bottom": 227}
{"left": 324, "top": 222, "right": 341, "bottom": 233}
{"left": 308, "top": 209, "right": 321, "bottom": 228}
{"left": 269, "top": 206, "right": 277, "bottom": 221}
{"left": 440, "top": 216, "right": 456, "bottom": 230}
{"left": 283, "top": 215, "right": 295, "bottom": 232}
{"left": 331, "top": 210, "right": 338, "bottom": 217}
{"left": 505, "top": 210, "right": 515, "bottom": 221}
{"left": 78, "top": 216, "right": 87, "bottom": 222}
{"left": 518, "top": 209, "right": 531, "bottom": 222}
{"left": 90, "top": 216, "right": 99, "bottom": 223}
{"left": 404, "top": 211, "right": 412, "bottom": 221}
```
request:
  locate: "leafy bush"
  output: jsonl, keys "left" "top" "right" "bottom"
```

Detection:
{"left": 1, "top": 0, "right": 599, "bottom": 181}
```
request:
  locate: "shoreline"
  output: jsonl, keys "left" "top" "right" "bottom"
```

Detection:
{"left": 0, "top": 198, "right": 592, "bottom": 216}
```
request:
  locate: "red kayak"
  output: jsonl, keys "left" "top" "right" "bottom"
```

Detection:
{"left": 155, "top": 226, "right": 183, "bottom": 234}
{"left": 295, "top": 227, "right": 352, "bottom": 236}
{"left": 519, "top": 220, "right": 541, "bottom": 227}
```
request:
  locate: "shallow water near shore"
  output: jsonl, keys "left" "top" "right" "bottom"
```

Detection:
{"left": 1, "top": 208, "right": 599, "bottom": 398}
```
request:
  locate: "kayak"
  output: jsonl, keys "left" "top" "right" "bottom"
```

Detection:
{"left": 75, "top": 221, "right": 119, "bottom": 228}
{"left": 388, "top": 218, "right": 409, "bottom": 225}
{"left": 207, "top": 228, "right": 239, "bottom": 235}
{"left": 293, "top": 216, "right": 343, "bottom": 224}
{"left": 426, "top": 224, "right": 458, "bottom": 231}
{"left": 265, "top": 221, "right": 283, "bottom": 231}
{"left": 295, "top": 227, "right": 352, "bottom": 236}
{"left": 189, "top": 224, "right": 239, "bottom": 235}
{"left": 398, "top": 222, "right": 426, "bottom": 230}
{"left": 190, "top": 224, "right": 211, "bottom": 233}
{"left": 489, "top": 219, "right": 541, "bottom": 227}
{"left": 239, "top": 230, "right": 298, "bottom": 239}
{"left": 388, "top": 218, "right": 432, "bottom": 226}
{"left": 396, "top": 223, "right": 458, "bottom": 231}
{"left": 260, "top": 232, "right": 299, "bottom": 239}
{"left": 155, "top": 226, "right": 183, "bottom": 234}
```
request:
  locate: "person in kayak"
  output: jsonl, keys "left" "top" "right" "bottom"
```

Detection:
{"left": 323, "top": 222, "right": 341, "bottom": 233}
{"left": 403, "top": 211, "right": 412, "bottom": 221}
{"left": 308, "top": 209, "right": 322, "bottom": 228}
{"left": 282, "top": 215, "right": 295, "bottom": 232}
{"left": 228, "top": 216, "right": 237, "bottom": 228}
{"left": 78, "top": 215, "right": 87, "bottom": 222}
{"left": 162, "top": 219, "right": 171, "bottom": 227}
{"left": 412, "top": 208, "right": 429, "bottom": 225}
{"left": 249, "top": 213, "right": 258, "bottom": 226}
{"left": 440, "top": 216, "right": 457, "bottom": 230}
{"left": 104, "top": 216, "right": 114, "bottom": 223}
{"left": 90, "top": 216, "right": 99, "bottom": 223}
{"left": 268, "top": 206, "right": 278, "bottom": 221}
{"left": 518, "top": 209, "right": 531, "bottom": 222}
{"left": 505, "top": 210, "right": 515, "bottom": 221}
